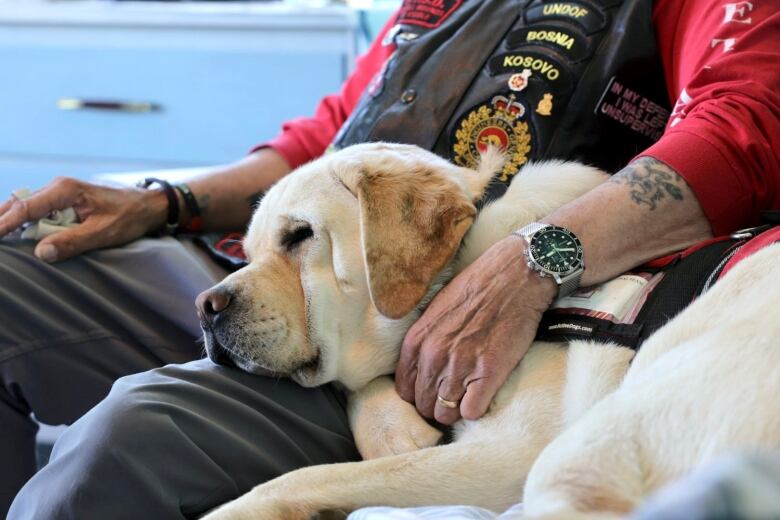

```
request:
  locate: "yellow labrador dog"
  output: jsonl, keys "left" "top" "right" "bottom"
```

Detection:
{"left": 201, "top": 143, "right": 780, "bottom": 519}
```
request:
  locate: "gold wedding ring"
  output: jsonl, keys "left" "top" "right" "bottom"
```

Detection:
{"left": 436, "top": 395, "right": 460, "bottom": 409}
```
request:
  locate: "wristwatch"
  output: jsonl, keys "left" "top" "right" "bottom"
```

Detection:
{"left": 514, "top": 223, "right": 585, "bottom": 299}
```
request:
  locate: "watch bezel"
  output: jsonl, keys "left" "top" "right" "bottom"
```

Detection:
{"left": 525, "top": 225, "right": 584, "bottom": 279}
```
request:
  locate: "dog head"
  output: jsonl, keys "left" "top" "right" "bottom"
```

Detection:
{"left": 197, "top": 143, "right": 498, "bottom": 389}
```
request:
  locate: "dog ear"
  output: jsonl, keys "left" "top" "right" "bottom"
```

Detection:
{"left": 352, "top": 168, "right": 476, "bottom": 319}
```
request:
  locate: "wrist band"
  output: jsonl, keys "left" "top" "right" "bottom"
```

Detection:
{"left": 138, "top": 177, "right": 179, "bottom": 235}
{"left": 174, "top": 183, "right": 203, "bottom": 233}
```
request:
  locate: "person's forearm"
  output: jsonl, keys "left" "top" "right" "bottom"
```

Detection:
{"left": 543, "top": 157, "right": 713, "bottom": 286}
{"left": 179, "top": 148, "right": 291, "bottom": 231}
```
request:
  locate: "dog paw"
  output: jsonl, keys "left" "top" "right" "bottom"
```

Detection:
{"left": 349, "top": 377, "right": 443, "bottom": 460}
{"left": 373, "top": 413, "right": 443, "bottom": 458}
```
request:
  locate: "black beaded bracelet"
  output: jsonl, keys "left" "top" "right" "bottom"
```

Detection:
{"left": 138, "top": 177, "right": 180, "bottom": 235}
{"left": 174, "top": 183, "right": 203, "bottom": 233}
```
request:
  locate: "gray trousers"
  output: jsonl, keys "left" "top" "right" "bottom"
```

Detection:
{"left": 1, "top": 238, "right": 359, "bottom": 519}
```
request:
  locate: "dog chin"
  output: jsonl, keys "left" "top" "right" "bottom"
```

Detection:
{"left": 290, "top": 354, "right": 326, "bottom": 387}
{"left": 231, "top": 357, "right": 283, "bottom": 377}
{"left": 202, "top": 326, "right": 327, "bottom": 383}
{"left": 203, "top": 332, "right": 275, "bottom": 376}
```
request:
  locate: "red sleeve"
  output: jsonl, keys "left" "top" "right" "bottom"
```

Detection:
{"left": 641, "top": 0, "right": 780, "bottom": 235}
{"left": 256, "top": 14, "right": 399, "bottom": 169}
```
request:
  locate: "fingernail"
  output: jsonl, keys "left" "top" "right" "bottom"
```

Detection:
{"left": 36, "top": 244, "right": 58, "bottom": 263}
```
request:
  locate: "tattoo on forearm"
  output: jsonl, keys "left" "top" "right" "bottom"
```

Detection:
{"left": 247, "top": 191, "right": 265, "bottom": 209}
{"left": 609, "top": 157, "right": 684, "bottom": 210}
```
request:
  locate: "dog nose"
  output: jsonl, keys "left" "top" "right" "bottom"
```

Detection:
{"left": 196, "top": 288, "right": 232, "bottom": 322}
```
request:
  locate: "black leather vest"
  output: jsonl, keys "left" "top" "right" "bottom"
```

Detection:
{"left": 334, "top": 0, "right": 671, "bottom": 201}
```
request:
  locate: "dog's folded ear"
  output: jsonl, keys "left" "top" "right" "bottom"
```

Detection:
{"left": 350, "top": 167, "right": 476, "bottom": 319}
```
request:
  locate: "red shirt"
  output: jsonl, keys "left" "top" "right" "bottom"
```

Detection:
{"left": 264, "top": 1, "right": 780, "bottom": 236}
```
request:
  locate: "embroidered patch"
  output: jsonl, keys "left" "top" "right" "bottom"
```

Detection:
{"left": 507, "top": 25, "right": 591, "bottom": 62}
{"left": 525, "top": 0, "right": 607, "bottom": 35}
{"left": 489, "top": 51, "right": 575, "bottom": 93}
{"left": 595, "top": 76, "right": 670, "bottom": 141}
{"left": 536, "top": 93, "right": 554, "bottom": 116}
{"left": 396, "top": 0, "right": 464, "bottom": 29}
{"left": 508, "top": 69, "right": 532, "bottom": 91}
{"left": 452, "top": 94, "right": 532, "bottom": 183}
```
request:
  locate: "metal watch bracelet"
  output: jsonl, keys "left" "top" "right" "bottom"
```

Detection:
{"left": 514, "top": 223, "right": 584, "bottom": 299}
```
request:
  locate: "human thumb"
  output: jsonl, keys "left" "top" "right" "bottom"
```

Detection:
{"left": 34, "top": 242, "right": 60, "bottom": 263}
{"left": 34, "top": 224, "right": 102, "bottom": 263}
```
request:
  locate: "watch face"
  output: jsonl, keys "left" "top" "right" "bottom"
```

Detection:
{"left": 529, "top": 226, "right": 583, "bottom": 274}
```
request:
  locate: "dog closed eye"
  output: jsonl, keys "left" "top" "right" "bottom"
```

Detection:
{"left": 281, "top": 225, "right": 314, "bottom": 251}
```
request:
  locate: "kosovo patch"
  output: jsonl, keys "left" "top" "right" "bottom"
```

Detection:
{"left": 489, "top": 51, "right": 575, "bottom": 93}
{"left": 396, "top": 0, "right": 464, "bottom": 29}
{"left": 452, "top": 94, "right": 532, "bottom": 182}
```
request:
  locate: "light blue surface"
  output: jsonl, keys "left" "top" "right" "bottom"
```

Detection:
{"left": 0, "top": 46, "right": 343, "bottom": 164}
{"left": 0, "top": 155, "right": 189, "bottom": 194}
{"left": 0, "top": 3, "right": 401, "bottom": 197}
{"left": 0, "top": 2, "right": 358, "bottom": 196}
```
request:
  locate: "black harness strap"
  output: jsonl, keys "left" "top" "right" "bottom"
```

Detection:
{"left": 535, "top": 239, "right": 741, "bottom": 350}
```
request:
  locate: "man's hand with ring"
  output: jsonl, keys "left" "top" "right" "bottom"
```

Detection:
{"left": 395, "top": 235, "right": 557, "bottom": 425}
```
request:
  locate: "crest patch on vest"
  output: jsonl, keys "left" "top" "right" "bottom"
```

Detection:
{"left": 452, "top": 94, "right": 532, "bottom": 182}
{"left": 507, "top": 25, "right": 591, "bottom": 62}
{"left": 396, "top": 0, "right": 464, "bottom": 29}
{"left": 525, "top": 0, "right": 607, "bottom": 35}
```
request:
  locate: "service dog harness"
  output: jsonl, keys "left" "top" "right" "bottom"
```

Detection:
{"left": 537, "top": 222, "right": 780, "bottom": 350}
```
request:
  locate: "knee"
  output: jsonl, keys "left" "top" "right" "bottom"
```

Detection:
{"left": 8, "top": 372, "right": 187, "bottom": 519}
{"left": 74, "top": 372, "right": 178, "bottom": 455}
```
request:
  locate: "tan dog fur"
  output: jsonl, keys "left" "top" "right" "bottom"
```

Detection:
{"left": 201, "top": 143, "right": 780, "bottom": 520}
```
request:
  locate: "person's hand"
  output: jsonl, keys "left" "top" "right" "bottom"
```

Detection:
{"left": 395, "top": 235, "right": 557, "bottom": 425}
{"left": 0, "top": 177, "right": 169, "bottom": 262}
